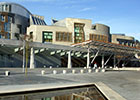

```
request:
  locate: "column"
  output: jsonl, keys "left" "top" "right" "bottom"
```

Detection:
{"left": 30, "top": 47, "right": 35, "bottom": 69}
{"left": 102, "top": 55, "right": 104, "bottom": 68}
{"left": 67, "top": 51, "right": 72, "bottom": 69}
{"left": 87, "top": 48, "right": 90, "bottom": 68}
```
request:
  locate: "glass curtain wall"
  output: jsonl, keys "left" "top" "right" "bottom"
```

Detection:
{"left": 74, "top": 23, "right": 85, "bottom": 43}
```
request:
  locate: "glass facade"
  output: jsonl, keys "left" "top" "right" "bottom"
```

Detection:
{"left": 74, "top": 23, "right": 85, "bottom": 43}
{"left": 43, "top": 31, "right": 53, "bottom": 43}
{"left": 42, "top": 98, "right": 51, "bottom": 100}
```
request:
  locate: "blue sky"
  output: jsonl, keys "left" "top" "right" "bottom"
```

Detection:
{"left": 1, "top": 0, "right": 140, "bottom": 40}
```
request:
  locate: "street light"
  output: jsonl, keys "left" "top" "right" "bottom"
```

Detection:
{"left": 20, "top": 34, "right": 33, "bottom": 75}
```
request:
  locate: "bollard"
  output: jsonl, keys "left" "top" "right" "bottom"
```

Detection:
{"left": 53, "top": 70, "right": 57, "bottom": 74}
{"left": 95, "top": 69, "right": 99, "bottom": 73}
{"left": 101, "top": 69, "right": 105, "bottom": 72}
{"left": 50, "top": 66, "right": 52, "bottom": 69}
{"left": 5, "top": 71, "right": 10, "bottom": 76}
{"left": 110, "top": 66, "right": 113, "bottom": 68}
{"left": 92, "top": 67, "right": 95, "bottom": 70}
{"left": 80, "top": 69, "right": 84, "bottom": 73}
{"left": 41, "top": 70, "right": 45, "bottom": 75}
{"left": 72, "top": 70, "right": 75, "bottom": 74}
{"left": 88, "top": 69, "right": 92, "bottom": 73}
{"left": 63, "top": 70, "right": 67, "bottom": 74}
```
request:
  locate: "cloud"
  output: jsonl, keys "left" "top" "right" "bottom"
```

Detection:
{"left": 79, "top": 7, "right": 96, "bottom": 12}
{"left": 2, "top": 0, "right": 79, "bottom": 3}
{"left": 1, "top": 0, "right": 58, "bottom": 2}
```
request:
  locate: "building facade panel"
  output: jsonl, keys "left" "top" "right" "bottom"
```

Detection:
{"left": 27, "top": 18, "right": 111, "bottom": 45}
{"left": 111, "top": 34, "right": 135, "bottom": 47}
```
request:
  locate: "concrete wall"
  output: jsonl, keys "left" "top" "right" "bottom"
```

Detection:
{"left": 111, "top": 34, "right": 134, "bottom": 44}
{"left": 27, "top": 25, "right": 71, "bottom": 45}
{"left": 11, "top": 14, "right": 29, "bottom": 39}
{"left": 27, "top": 18, "right": 111, "bottom": 45}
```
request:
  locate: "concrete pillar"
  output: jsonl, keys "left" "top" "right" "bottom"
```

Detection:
{"left": 87, "top": 48, "right": 90, "bottom": 68}
{"left": 67, "top": 51, "right": 72, "bottom": 68}
{"left": 102, "top": 55, "right": 104, "bottom": 68}
{"left": 30, "top": 47, "right": 35, "bottom": 69}
{"left": 122, "top": 42, "right": 124, "bottom": 45}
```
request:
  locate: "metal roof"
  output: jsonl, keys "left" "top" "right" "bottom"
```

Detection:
{"left": 0, "top": 39, "right": 140, "bottom": 57}
{"left": 0, "top": 39, "right": 87, "bottom": 52}
{"left": 72, "top": 40, "right": 140, "bottom": 55}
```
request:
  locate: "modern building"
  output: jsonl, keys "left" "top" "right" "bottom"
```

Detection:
{"left": 0, "top": 2, "right": 46, "bottom": 40}
{"left": 111, "top": 33, "right": 136, "bottom": 47}
{"left": 0, "top": 2, "right": 139, "bottom": 68}
{"left": 27, "top": 18, "right": 110, "bottom": 45}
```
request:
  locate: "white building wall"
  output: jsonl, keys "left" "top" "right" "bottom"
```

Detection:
{"left": 27, "top": 25, "right": 72, "bottom": 45}
{"left": 27, "top": 18, "right": 111, "bottom": 45}
{"left": 111, "top": 34, "right": 134, "bottom": 44}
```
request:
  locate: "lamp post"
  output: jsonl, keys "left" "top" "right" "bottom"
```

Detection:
{"left": 22, "top": 40, "right": 25, "bottom": 72}
{"left": 21, "top": 34, "right": 32, "bottom": 75}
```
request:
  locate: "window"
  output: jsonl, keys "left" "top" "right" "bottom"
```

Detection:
{"left": 43, "top": 31, "right": 53, "bottom": 43}
{"left": 0, "top": 6, "right": 2, "bottom": 11}
{"left": 92, "top": 25, "right": 96, "bottom": 30}
{"left": 8, "top": 16, "right": 12, "bottom": 23}
{"left": 5, "top": 5, "right": 8, "bottom": 11}
{"left": 74, "top": 23, "right": 85, "bottom": 43}
{"left": 56, "top": 32, "right": 72, "bottom": 42}
{"left": 0, "top": 22, "right": 1, "bottom": 32}
{"left": 1, "top": 5, "right": 4, "bottom": 11}
{"left": 1, "top": 15, "right": 5, "bottom": 22}
{"left": 90, "top": 34, "right": 108, "bottom": 42}
{"left": 4, "top": 23, "right": 11, "bottom": 32}
{"left": 17, "top": 24, "right": 22, "bottom": 33}
{"left": 7, "top": 33, "right": 10, "bottom": 39}
{"left": 9, "top": 5, "right": 11, "bottom": 12}
{"left": 42, "top": 98, "right": 51, "bottom": 100}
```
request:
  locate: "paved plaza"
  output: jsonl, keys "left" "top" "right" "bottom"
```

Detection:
{"left": 0, "top": 68, "right": 140, "bottom": 100}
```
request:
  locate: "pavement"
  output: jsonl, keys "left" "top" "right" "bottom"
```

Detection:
{"left": 0, "top": 68, "right": 140, "bottom": 100}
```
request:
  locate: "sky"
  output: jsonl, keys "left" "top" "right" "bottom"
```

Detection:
{"left": 1, "top": 0, "right": 140, "bottom": 40}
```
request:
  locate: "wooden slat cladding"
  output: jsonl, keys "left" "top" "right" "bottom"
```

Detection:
{"left": 90, "top": 34, "right": 108, "bottom": 42}
{"left": 56, "top": 32, "right": 72, "bottom": 42}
